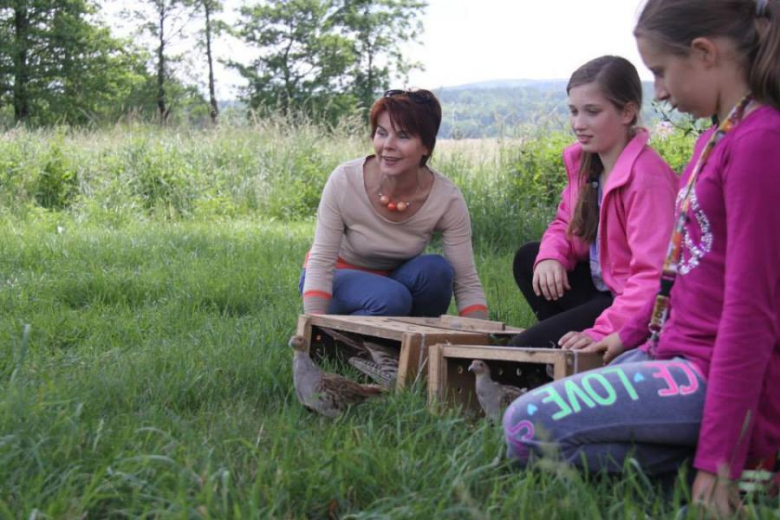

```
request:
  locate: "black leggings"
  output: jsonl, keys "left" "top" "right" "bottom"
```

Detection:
{"left": 510, "top": 242, "right": 613, "bottom": 348}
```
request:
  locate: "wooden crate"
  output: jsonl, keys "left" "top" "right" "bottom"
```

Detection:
{"left": 428, "top": 344, "right": 604, "bottom": 415}
{"left": 296, "top": 314, "right": 525, "bottom": 390}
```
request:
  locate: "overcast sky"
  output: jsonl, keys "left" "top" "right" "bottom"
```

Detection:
{"left": 406, "top": 0, "right": 649, "bottom": 89}
{"left": 106, "top": 0, "right": 650, "bottom": 98}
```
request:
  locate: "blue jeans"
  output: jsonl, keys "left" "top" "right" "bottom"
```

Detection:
{"left": 503, "top": 349, "right": 707, "bottom": 475}
{"left": 299, "top": 254, "right": 455, "bottom": 317}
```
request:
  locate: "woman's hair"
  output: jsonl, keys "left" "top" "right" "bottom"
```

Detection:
{"left": 369, "top": 89, "right": 442, "bottom": 167}
{"left": 566, "top": 56, "right": 642, "bottom": 243}
{"left": 635, "top": 0, "right": 780, "bottom": 110}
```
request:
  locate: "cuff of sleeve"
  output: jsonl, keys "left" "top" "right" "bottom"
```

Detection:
{"left": 533, "top": 253, "right": 573, "bottom": 273}
{"left": 459, "top": 304, "right": 488, "bottom": 318}
{"left": 303, "top": 291, "right": 331, "bottom": 315}
{"left": 303, "top": 291, "right": 332, "bottom": 300}
{"left": 693, "top": 457, "right": 744, "bottom": 481}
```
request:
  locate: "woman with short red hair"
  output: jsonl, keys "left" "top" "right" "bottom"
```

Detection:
{"left": 300, "top": 89, "right": 488, "bottom": 319}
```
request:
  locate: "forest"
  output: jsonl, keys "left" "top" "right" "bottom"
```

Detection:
{"left": 0, "top": 0, "right": 427, "bottom": 127}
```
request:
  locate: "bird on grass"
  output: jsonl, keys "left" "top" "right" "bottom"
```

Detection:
{"left": 289, "top": 335, "right": 386, "bottom": 418}
{"left": 468, "top": 359, "right": 527, "bottom": 422}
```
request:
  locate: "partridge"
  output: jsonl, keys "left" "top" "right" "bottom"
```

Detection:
{"left": 290, "top": 335, "right": 386, "bottom": 418}
{"left": 468, "top": 359, "right": 527, "bottom": 422}
{"left": 320, "top": 327, "right": 399, "bottom": 387}
{"left": 351, "top": 340, "right": 398, "bottom": 387}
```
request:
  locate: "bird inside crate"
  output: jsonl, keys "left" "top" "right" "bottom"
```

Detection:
{"left": 446, "top": 357, "right": 554, "bottom": 418}
{"left": 311, "top": 326, "right": 401, "bottom": 389}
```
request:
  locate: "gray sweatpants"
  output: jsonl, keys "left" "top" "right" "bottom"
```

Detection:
{"left": 503, "top": 349, "right": 706, "bottom": 475}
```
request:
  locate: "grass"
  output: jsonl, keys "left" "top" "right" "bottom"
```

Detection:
{"left": 0, "top": 123, "right": 775, "bottom": 518}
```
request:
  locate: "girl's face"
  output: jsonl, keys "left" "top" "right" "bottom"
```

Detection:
{"left": 637, "top": 36, "right": 714, "bottom": 119}
{"left": 567, "top": 82, "right": 635, "bottom": 158}
{"left": 373, "top": 111, "right": 429, "bottom": 178}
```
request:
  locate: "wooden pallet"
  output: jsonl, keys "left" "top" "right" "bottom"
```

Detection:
{"left": 428, "top": 344, "right": 604, "bottom": 414}
{"left": 296, "top": 314, "right": 525, "bottom": 390}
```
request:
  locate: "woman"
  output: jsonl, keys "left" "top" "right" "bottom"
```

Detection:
{"left": 300, "top": 89, "right": 488, "bottom": 319}
{"left": 510, "top": 56, "right": 677, "bottom": 350}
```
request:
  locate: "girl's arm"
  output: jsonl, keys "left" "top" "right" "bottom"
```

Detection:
{"left": 440, "top": 188, "right": 488, "bottom": 319}
{"left": 583, "top": 168, "right": 677, "bottom": 341}
{"left": 617, "top": 295, "right": 655, "bottom": 349}
{"left": 536, "top": 180, "right": 582, "bottom": 271}
{"left": 536, "top": 147, "right": 584, "bottom": 271}
{"left": 695, "top": 129, "right": 780, "bottom": 478}
{"left": 302, "top": 171, "right": 346, "bottom": 315}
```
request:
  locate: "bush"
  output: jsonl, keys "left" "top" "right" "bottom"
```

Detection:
{"left": 0, "top": 121, "right": 695, "bottom": 252}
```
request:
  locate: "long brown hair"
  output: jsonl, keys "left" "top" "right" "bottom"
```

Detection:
{"left": 635, "top": 0, "right": 780, "bottom": 111}
{"left": 566, "top": 56, "right": 642, "bottom": 243}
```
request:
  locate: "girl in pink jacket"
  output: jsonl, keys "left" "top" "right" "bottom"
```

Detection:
{"left": 510, "top": 55, "right": 678, "bottom": 350}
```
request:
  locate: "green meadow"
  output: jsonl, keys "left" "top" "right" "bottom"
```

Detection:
{"left": 0, "top": 123, "right": 774, "bottom": 518}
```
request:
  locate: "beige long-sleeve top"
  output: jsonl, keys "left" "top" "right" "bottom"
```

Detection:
{"left": 302, "top": 156, "right": 488, "bottom": 317}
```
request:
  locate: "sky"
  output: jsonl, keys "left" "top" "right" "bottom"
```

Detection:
{"left": 405, "top": 0, "right": 651, "bottom": 89}
{"left": 107, "top": 0, "right": 652, "bottom": 99}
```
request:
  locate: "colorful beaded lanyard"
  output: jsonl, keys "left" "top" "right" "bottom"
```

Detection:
{"left": 648, "top": 94, "right": 754, "bottom": 348}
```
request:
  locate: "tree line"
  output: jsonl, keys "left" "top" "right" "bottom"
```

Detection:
{"left": 0, "top": 0, "right": 426, "bottom": 127}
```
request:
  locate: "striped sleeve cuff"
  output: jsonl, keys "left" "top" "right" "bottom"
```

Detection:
{"left": 459, "top": 304, "right": 488, "bottom": 317}
{"left": 303, "top": 291, "right": 332, "bottom": 300}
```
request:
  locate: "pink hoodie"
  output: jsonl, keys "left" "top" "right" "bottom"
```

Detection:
{"left": 619, "top": 107, "right": 780, "bottom": 478}
{"left": 536, "top": 129, "right": 678, "bottom": 341}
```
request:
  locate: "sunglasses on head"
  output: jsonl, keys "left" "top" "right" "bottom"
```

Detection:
{"left": 384, "top": 89, "right": 433, "bottom": 104}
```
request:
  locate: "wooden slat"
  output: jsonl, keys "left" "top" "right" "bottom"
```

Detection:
{"left": 296, "top": 315, "right": 314, "bottom": 353}
{"left": 437, "top": 345, "right": 584, "bottom": 364}
{"left": 305, "top": 314, "right": 483, "bottom": 338}
{"left": 391, "top": 316, "right": 525, "bottom": 335}
{"left": 438, "top": 314, "right": 506, "bottom": 332}
{"left": 387, "top": 317, "right": 443, "bottom": 327}
{"left": 396, "top": 333, "right": 418, "bottom": 389}
{"left": 427, "top": 344, "right": 443, "bottom": 405}
{"left": 304, "top": 314, "right": 525, "bottom": 335}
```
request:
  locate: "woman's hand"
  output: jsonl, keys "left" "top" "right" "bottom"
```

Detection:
{"left": 532, "top": 260, "right": 570, "bottom": 301}
{"left": 559, "top": 331, "right": 595, "bottom": 350}
{"left": 581, "top": 332, "right": 626, "bottom": 363}
{"left": 691, "top": 470, "right": 740, "bottom": 518}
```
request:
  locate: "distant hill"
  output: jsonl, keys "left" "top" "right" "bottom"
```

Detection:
{"left": 433, "top": 80, "right": 662, "bottom": 139}
{"left": 218, "top": 79, "right": 672, "bottom": 139}
{"left": 443, "top": 79, "right": 568, "bottom": 91}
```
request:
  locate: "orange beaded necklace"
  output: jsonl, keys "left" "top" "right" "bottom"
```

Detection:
{"left": 378, "top": 169, "right": 421, "bottom": 212}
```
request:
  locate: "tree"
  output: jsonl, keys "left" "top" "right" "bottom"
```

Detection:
{"left": 337, "top": 0, "right": 426, "bottom": 114}
{"left": 0, "top": 12, "right": 10, "bottom": 116}
{"left": 127, "top": 0, "right": 193, "bottom": 123}
{"left": 231, "top": 0, "right": 356, "bottom": 121}
{"left": 0, "top": 0, "right": 150, "bottom": 125}
{"left": 193, "top": 0, "right": 223, "bottom": 125}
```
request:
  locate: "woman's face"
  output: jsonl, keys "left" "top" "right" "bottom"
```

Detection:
{"left": 373, "top": 111, "right": 429, "bottom": 177}
{"left": 568, "top": 82, "right": 634, "bottom": 158}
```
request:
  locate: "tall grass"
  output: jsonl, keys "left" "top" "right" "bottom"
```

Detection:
{"left": 0, "top": 121, "right": 695, "bottom": 250}
{"left": 4, "top": 121, "right": 766, "bottom": 519}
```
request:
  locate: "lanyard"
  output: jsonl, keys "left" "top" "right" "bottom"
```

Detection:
{"left": 648, "top": 94, "right": 754, "bottom": 347}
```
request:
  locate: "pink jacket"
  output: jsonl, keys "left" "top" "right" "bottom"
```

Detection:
{"left": 536, "top": 129, "right": 678, "bottom": 341}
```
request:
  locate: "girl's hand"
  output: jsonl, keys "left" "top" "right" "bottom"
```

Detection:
{"left": 691, "top": 470, "right": 740, "bottom": 518}
{"left": 581, "top": 332, "right": 625, "bottom": 363}
{"left": 559, "top": 331, "right": 594, "bottom": 350}
{"left": 533, "top": 260, "right": 571, "bottom": 301}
